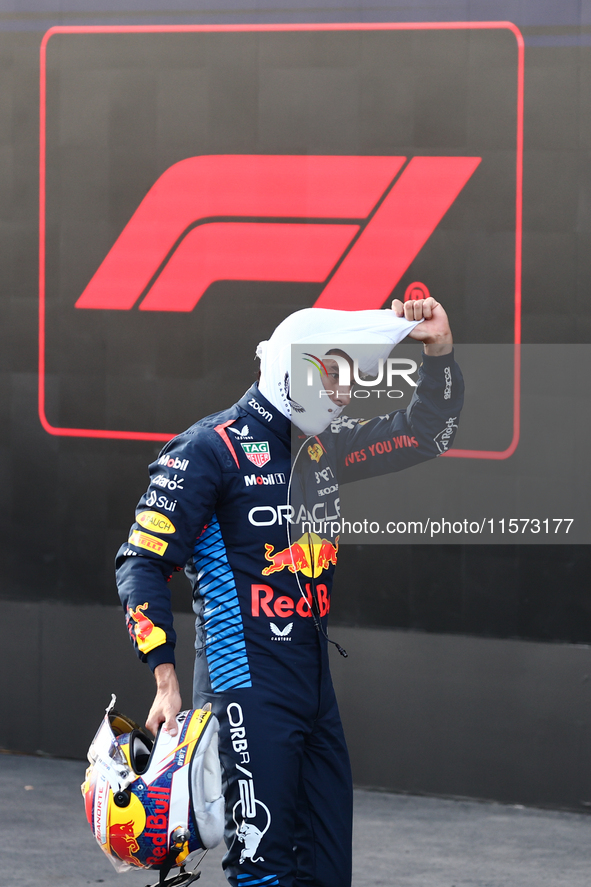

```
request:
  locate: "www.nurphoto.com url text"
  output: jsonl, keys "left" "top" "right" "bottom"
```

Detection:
{"left": 307, "top": 518, "right": 575, "bottom": 538}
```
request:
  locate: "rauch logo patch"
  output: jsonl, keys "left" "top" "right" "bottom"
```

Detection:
{"left": 136, "top": 511, "right": 176, "bottom": 535}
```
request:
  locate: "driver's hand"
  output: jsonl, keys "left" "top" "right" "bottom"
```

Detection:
{"left": 146, "top": 663, "right": 182, "bottom": 737}
{"left": 391, "top": 297, "right": 453, "bottom": 356}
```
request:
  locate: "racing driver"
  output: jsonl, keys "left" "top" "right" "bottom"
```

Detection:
{"left": 116, "top": 296, "right": 464, "bottom": 887}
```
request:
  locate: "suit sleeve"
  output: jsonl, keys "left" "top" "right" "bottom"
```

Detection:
{"left": 115, "top": 429, "right": 223, "bottom": 671}
{"left": 331, "top": 350, "right": 464, "bottom": 483}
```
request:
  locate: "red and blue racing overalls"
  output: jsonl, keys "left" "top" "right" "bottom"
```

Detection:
{"left": 116, "top": 350, "right": 464, "bottom": 887}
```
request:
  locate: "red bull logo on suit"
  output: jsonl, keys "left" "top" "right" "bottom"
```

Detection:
{"left": 127, "top": 602, "right": 167, "bottom": 654}
{"left": 251, "top": 583, "right": 330, "bottom": 619}
{"left": 227, "top": 703, "right": 272, "bottom": 866}
{"left": 261, "top": 534, "right": 338, "bottom": 579}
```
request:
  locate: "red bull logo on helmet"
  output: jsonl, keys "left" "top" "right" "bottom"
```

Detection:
{"left": 261, "top": 533, "right": 338, "bottom": 578}
{"left": 143, "top": 785, "right": 172, "bottom": 866}
{"left": 109, "top": 819, "right": 142, "bottom": 866}
{"left": 108, "top": 792, "right": 147, "bottom": 867}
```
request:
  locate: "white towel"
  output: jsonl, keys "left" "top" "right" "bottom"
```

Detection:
{"left": 257, "top": 308, "right": 421, "bottom": 435}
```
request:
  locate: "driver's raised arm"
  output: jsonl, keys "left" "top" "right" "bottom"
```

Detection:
{"left": 331, "top": 298, "right": 464, "bottom": 482}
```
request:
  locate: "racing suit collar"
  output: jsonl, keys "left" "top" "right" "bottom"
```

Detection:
{"left": 238, "top": 385, "right": 292, "bottom": 443}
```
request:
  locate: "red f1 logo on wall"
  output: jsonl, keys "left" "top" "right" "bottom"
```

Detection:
{"left": 75, "top": 154, "right": 480, "bottom": 313}
{"left": 40, "top": 22, "right": 523, "bottom": 449}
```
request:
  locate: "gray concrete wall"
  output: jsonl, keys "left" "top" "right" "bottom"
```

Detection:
{"left": 330, "top": 627, "right": 591, "bottom": 811}
{"left": 3, "top": 599, "right": 591, "bottom": 811}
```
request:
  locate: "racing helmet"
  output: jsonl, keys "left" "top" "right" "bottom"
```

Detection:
{"left": 81, "top": 695, "right": 224, "bottom": 874}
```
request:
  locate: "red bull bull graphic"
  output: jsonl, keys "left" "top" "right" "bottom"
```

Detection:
{"left": 109, "top": 819, "right": 142, "bottom": 866}
{"left": 127, "top": 602, "right": 167, "bottom": 654}
{"left": 261, "top": 534, "right": 338, "bottom": 578}
{"left": 107, "top": 791, "right": 147, "bottom": 867}
{"left": 105, "top": 781, "right": 183, "bottom": 869}
{"left": 261, "top": 541, "right": 310, "bottom": 576}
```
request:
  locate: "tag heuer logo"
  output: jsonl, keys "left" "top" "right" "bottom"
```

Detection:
{"left": 241, "top": 441, "right": 271, "bottom": 467}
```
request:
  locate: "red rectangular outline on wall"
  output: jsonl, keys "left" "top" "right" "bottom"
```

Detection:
{"left": 39, "top": 21, "right": 524, "bottom": 459}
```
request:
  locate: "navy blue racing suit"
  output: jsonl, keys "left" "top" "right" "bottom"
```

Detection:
{"left": 116, "top": 350, "right": 464, "bottom": 887}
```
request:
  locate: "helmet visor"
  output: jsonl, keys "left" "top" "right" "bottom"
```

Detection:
{"left": 88, "top": 714, "right": 128, "bottom": 769}
{"left": 87, "top": 696, "right": 132, "bottom": 788}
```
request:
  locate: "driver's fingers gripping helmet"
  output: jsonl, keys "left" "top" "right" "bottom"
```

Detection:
{"left": 81, "top": 695, "right": 224, "bottom": 873}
